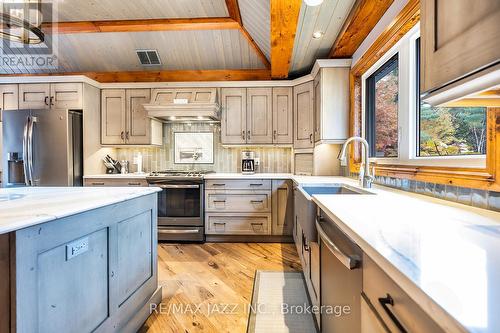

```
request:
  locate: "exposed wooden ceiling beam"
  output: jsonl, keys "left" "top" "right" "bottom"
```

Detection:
{"left": 329, "top": 0, "right": 395, "bottom": 58}
{"left": 0, "top": 69, "right": 271, "bottom": 83}
{"left": 239, "top": 27, "right": 270, "bottom": 69}
{"left": 42, "top": 17, "right": 240, "bottom": 34}
{"left": 225, "top": 0, "right": 243, "bottom": 25}
{"left": 270, "top": 0, "right": 301, "bottom": 79}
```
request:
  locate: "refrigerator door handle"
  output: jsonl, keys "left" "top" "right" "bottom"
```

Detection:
{"left": 22, "top": 117, "right": 31, "bottom": 185}
{"left": 27, "top": 116, "right": 37, "bottom": 186}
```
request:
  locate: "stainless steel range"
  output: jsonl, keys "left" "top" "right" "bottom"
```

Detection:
{"left": 146, "top": 170, "right": 213, "bottom": 242}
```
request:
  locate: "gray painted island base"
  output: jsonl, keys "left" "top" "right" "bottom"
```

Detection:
{"left": 9, "top": 193, "right": 161, "bottom": 333}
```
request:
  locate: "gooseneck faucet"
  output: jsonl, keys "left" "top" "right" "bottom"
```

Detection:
{"left": 338, "top": 136, "right": 374, "bottom": 188}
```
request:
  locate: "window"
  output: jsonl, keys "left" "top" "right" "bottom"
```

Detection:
{"left": 365, "top": 54, "right": 399, "bottom": 158}
{"left": 416, "top": 38, "right": 487, "bottom": 157}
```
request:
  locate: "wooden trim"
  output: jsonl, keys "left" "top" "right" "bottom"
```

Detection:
{"left": 270, "top": 0, "right": 302, "bottom": 79}
{"left": 349, "top": 0, "right": 500, "bottom": 191}
{"left": 0, "top": 69, "right": 271, "bottom": 83}
{"left": 239, "top": 26, "right": 271, "bottom": 69}
{"left": 42, "top": 17, "right": 240, "bottom": 34}
{"left": 225, "top": 0, "right": 243, "bottom": 25}
{"left": 329, "top": 0, "right": 395, "bottom": 58}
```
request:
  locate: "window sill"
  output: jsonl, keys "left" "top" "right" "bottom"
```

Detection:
{"left": 371, "top": 155, "right": 486, "bottom": 169}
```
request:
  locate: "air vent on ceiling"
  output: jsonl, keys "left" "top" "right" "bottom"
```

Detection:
{"left": 136, "top": 49, "right": 161, "bottom": 66}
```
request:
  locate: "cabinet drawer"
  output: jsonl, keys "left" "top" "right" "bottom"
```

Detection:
{"left": 205, "top": 179, "right": 271, "bottom": 190}
{"left": 205, "top": 214, "right": 271, "bottom": 235}
{"left": 84, "top": 178, "right": 148, "bottom": 187}
{"left": 205, "top": 192, "right": 270, "bottom": 213}
{"left": 363, "top": 254, "right": 444, "bottom": 333}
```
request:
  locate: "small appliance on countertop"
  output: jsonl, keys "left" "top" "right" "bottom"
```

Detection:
{"left": 241, "top": 151, "right": 256, "bottom": 174}
{"left": 146, "top": 169, "right": 214, "bottom": 242}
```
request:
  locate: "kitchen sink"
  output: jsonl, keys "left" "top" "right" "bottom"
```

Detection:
{"left": 301, "top": 185, "right": 373, "bottom": 196}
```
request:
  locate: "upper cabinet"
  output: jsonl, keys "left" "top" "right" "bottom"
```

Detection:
{"left": 221, "top": 88, "right": 247, "bottom": 144}
{"left": 247, "top": 88, "right": 273, "bottom": 144}
{"left": 314, "top": 67, "right": 349, "bottom": 144}
{"left": 221, "top": 87, "right": 293, "bottom": 145}
{"left": 0, "top": 85, "right": 19, "bottom": 111}
{"left": 293, "top": 82, "right": 314, "bottom": 149}
{"left": 101, "top": 89, "right": 162, "bottom": 146}
{"left": 50, "top": 83, "right": 83, "bottom": 109}
{"left": 421, "top": 0, "right": 500, "bottom": 99}
{"left": 19, "top": 84, "right": 51, "bottom": 109}
{"left": 272, "top": 87, "right": 293, "bottom": 144}
{"left": 18, "top": 83, "right": 83, "bottom": 110}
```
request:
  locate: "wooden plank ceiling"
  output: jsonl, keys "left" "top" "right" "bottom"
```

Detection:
{"left": 0, "top": 0, "right": 394, "bottom": 82}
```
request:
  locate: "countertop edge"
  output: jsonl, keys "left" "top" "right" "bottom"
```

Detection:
{"left": 312, "top": 196, "right": 469, "bottom": 333}
{"left": 0, "top": 188, "right": 161, "bottom": 235}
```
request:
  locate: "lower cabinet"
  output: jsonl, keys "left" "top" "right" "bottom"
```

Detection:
{"left": 205, "top": 179, "right": 293, "bottom": 237}
{"left": 84, "top": 178, "right": 148, "bottom": 187}
{"left": 13, "top": 194, "right": 159, "bottom": 333}
{"left": 362, "top": 254, "right": 445, "bottom": 333}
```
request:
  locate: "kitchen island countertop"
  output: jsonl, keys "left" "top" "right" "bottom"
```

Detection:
{"left": 0, "top": 186, "right": 161, "bottom": 234}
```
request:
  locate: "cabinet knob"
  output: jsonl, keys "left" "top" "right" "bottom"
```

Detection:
{"left": 309, "top": 133, "right": 313, "bottom": 143}
{"left": 273, "top": 130, "right": 277, "bottom": 140}
{"left": 50, "top": 96, "right": 54, "bottom": 106}
{"left": 126, "top": 131, "right": 130, "bottom": 140}
{"left": 44, "top": 96, "right": 49, "bottom": 106}
{"left": 247, "top": 130, "right": 251, "bottom": 140}
{"left": 242, "top": 130, "right": 245, "bottom": 140}
{"left": 120, "top": 131, "right": 125, "bottom": 140}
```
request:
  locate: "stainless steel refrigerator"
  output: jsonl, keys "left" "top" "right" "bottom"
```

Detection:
{"left": 2, "top": 109, "right": 83, "bottom": 187}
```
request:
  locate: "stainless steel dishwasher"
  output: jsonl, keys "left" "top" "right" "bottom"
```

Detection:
{"left": 317, "top": 208, "right": 362, "bottom": 333}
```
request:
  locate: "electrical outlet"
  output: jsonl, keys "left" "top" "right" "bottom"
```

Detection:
{"left": 254, "top": 157, "right": 260, "bottom": 166}
{"left": 66, "top": 237, "right": 89, "bottom": 261}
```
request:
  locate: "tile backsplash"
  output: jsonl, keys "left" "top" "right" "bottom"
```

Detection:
{"left": 350, "top": 171, "right": 500, "bottom": 212}
{"left": 116, "top": 123, "right": 292, "bottom": 173}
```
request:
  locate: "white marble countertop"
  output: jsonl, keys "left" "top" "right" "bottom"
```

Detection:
{"left": 0, "top": 187, "right": 161, "bottom": 234}
{"left": 83, "top": 173, "right": 148, "bottom": 179}
{"left": 309, "top": 182, "right": 500, "bottom": 333}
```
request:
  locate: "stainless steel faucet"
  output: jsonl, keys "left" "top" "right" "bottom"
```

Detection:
{"left": 338, "top": 136, "right": 374, "bottom": 188}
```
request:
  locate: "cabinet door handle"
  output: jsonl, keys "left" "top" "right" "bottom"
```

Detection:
{"left": 247, "top": 130, "right": 251, "bottom": 141}
{"left": 242, "top": 130, "right": 245, "bottom": 140}
{"left": 120, "top": 131, "right": 125, "bottom": 141}
{"left": 128, "top": 182, "right": 141, "bottom": 186}
{"left": 250, "top": 200, "right": 264, "bottom": 203}
{"left": 273, "top": 130, "right": 277, "bottom": 140}
{"left": 50, "top": 96, "right": 54, "bottom": 106}
{"left": 91, "top": 182, "right": 105, "bottom": 186}
{"left": 212, "top": 183, "right": 226, "bottom": 186}
{"left": 378, "top": 294, "right": 408, "bottom": 333}
{"left": 213, "top": 200, "right": 226, "bottom": 203}
{"left": 309, "top": 133, "right": 313, "bottom": 143}
{"left": 214, "top": 222, "right": 226, "bottom": 225}
{"left": 44, "top": 96, "right": 49, "bottom": 106}
{"left": 250, "top": 183, "right": 263, "bottom": 186}
{"left": 251, "top": 223, "right": 264, "bottom": 226}
{"left": 126, "top": 131, "right": 130, "bottom": 140}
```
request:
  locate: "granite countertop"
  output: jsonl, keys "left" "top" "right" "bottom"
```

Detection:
{"left": 0, "top": 187, "right": 161, "bottom": 234}
{"left": 311, "top": 184, "right": 500, "bottom": 333}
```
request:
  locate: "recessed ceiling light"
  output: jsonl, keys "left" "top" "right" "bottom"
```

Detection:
{"left": 169, "top": 116, "right": 176, "bottom": 120}
{"left": 312, "top": 31, "right": 324, "bottom": 39}
{"left": 304, "top": 0, "right": 323, "bottom": 6}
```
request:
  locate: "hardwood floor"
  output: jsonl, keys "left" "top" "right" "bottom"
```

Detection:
{"left": 140, "top": 243, "right": 302, "bottom": 333}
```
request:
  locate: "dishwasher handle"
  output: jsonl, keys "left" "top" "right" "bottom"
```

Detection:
{"left": 316, "top": 217, "right": 360, "bottom": 270}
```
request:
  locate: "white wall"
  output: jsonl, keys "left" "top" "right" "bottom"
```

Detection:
{"left": 351, "top": 0, "right": 410, "bottom": 66}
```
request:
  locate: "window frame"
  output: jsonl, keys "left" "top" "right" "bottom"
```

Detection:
{"left": 365, "top": 53, "right": 399, "bottom": 158}
{"left": 360, "top": 23, "right": 486, "bottom": 168}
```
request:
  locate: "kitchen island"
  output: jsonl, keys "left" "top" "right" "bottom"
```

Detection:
{"left": 0, "top": 187, "right": 162, "bottom": 333}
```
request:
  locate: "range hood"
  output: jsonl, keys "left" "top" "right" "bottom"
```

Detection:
{"left": 143, "top": 88, "right": 220, "bottom": 121}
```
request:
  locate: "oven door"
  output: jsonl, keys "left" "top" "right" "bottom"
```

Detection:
{"left": 153, "top": 181, "right": 203, "bottom": 227}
